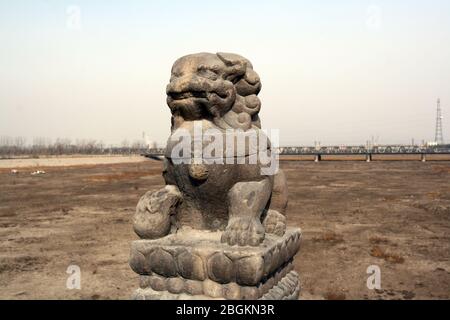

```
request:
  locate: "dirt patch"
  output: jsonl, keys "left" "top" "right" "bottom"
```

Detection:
{"left": 413, "top": 200, "right": 450, "bottom": 216}
{"left": 370, "top": 246, "right": 405, "bottom": 264}
{"left": 312, "top": 231, "right": 344, "bottom": 243}
{"left": 0, "top": 256, "right": 49, "bottom": 273}
{"left": 323, "top": 290, "right": 347, "bottom": 300}
{"left": 369, "top": 236, "right": 390, "bottom": 245}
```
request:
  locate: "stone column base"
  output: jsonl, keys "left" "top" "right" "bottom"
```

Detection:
{"left": 133, "top": 270, "right": 300, "bottom": 300}
{"left": 129, "top": 227, "right": 301, "bottom": 300}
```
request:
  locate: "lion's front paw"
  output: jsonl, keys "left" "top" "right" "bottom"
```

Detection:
{"left": 221, "top": 217, "right": 265, "bottom": 246}
{"left": 133, "top": 185, "right": 181, "bottom": 239}
{"left": 262, "top": 209, "right": 286, "bottom": 236}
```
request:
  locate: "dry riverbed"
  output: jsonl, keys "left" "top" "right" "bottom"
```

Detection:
{"left": 0, "top": 157, "right": 449, "bottom": 299}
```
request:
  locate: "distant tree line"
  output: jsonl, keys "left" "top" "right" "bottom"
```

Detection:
{"left": 0, "top": 136, "right": 151, "bottom": 158}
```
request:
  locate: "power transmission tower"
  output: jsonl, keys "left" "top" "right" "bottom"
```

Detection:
{"left": 435, "top": 98, "right": 444, "bottom": 145}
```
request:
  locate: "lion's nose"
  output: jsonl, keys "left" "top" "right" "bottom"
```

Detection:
{"left": 167, "top": 74, "right": 215, "bottom": 97}
{"left": 167, "top": 75, "right": 201, "bottom": 94}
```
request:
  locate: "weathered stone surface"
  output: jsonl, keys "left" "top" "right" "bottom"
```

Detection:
{"left": 133, "top": 287, "right": 218, "bottom": 300}
{"left": 261, "top": 271, "right": 300, "bottom": 300}
{"left": 269, "top": 169, "right": 289, "bottom": 214}
{"left": 263, "top": 209, "right": 287, "bottom": 237}
{"left": 236, "top": 256, "right": 264, "bottom": 286}
{"left": 223, "top": 282, "right": 241, "bottom": 300}
{"left": 132, "top": 268, "right": 300, "bottom": 300}
{"left": 139, "top": 275, "right": 151, "bottom": 289}
{"left": 167, "top": 277, "right": 185, "bottom": 294}
{"left": 241, "top": 286, "right": 259, "bottom": 300}
{"left": 159, "top": 53, "right": 284, "bottom": 234}
{"left": 129, "top": 249, "right": 149, "bottom": 275}
{"left": 177, "top": 251, "right": 206, "bottom": 281}
{"left": 130, "top": 53, "right": 302, "bottom": 300}
{"left": 207, "top": 252, "right": 235, "bottom": 283}
{"left": 133, "top": 186, "right": 181, "bottom": 239}
{"left": 203, "top": 279, "right": 223, "bottom": 298}
{"left": 141, "top": 251, "right": 293, "bottom": 298}
{"left": 263, "top": 250, "right": 272, "bottom": 276}
{"left": 279, "top": 242, "right": 289, "bottom": 264}
{"left": 148, "top": 248, "right": 177, "bottom": 277}
{"left": 221, "top": 180, "right": 271, "bottom": 246}
{"left": 269, "top": 246, "right": 281, "bottom": 275}
{"left": 185, "top": 280, "right": 204, "bottom": 296}
{"left": 130, "top": 228, "right": 301, "bottom": 285}
{"left": 148, "top": 275, "right": 167, "bottom": 291}
{"left": 133, "top": 52, "right": 289, "bottom": 241}
{"left": 188, "top": 164, "right": 209, "bottom": 181}
{"left": 264, "top": 277, "right": 275, "bottom": 294}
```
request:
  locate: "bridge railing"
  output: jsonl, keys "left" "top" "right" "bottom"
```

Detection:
{"left": 144, "top": 145, "right": 450, "bottom": 157}
{"left": 278, "top": 145, "right": 450, "bottom": 155}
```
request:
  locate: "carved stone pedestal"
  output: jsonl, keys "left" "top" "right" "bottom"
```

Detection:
{"left": 129, "top": 228, "right": 301, "bottom": 300}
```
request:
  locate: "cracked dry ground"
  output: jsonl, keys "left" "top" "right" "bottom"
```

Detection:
{"left": 0, "top": 159, "right": 449, "bottom": 299}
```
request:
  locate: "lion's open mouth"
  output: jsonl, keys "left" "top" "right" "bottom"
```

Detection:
{"left": 169, "top": 91, "right": 208, "bottom": 100}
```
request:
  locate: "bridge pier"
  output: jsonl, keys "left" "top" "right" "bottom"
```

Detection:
{"left": 421, "top": 153, "right": 426, "bottom": 162}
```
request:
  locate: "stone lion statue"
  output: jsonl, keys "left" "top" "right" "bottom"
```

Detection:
{"left": 133, "top": 52, "right": 288, "bottom": 246}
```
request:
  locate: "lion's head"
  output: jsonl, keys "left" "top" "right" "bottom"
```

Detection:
{"left": 166, "top": 52, "right": 262, "bottom": 131}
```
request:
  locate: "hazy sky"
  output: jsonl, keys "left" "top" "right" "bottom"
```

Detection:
{"left": 1, "top": 0, "right": 449, "bottom": 146}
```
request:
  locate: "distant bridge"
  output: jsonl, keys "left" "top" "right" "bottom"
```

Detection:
{"left": 279, "top": 145, "right": 450, "bottom": 155}
{"left": 279, "top": 145, "right": 450, "bottom": 161}
{"left": 143, "top": 145, "right": 450, "bottom": 161}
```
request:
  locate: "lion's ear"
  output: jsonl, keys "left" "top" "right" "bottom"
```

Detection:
{"left": 217, "top": 52, "right": 246, "bottom": 65}
{"left": 216, "top": 52, "right": 247, "bottom": 83}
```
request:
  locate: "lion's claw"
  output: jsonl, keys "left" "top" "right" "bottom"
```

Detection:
{"left": 221, "top": 217, "right": 265, "bottom": 246}
{"left": 262, "top": 209, "right": 286, "bottom": 236}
